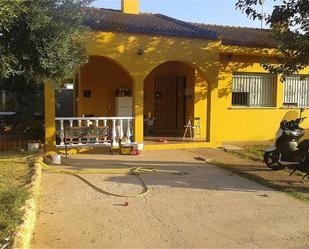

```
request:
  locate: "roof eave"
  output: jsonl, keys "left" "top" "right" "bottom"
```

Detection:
{"left": 219, "top": 44, "right": 282, "bottom": 57}
{"left": 87, "top": 26, "right": 219, "bottom": 41}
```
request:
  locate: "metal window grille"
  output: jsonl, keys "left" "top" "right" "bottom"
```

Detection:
{"left": 283, "top": 75, "right": 309, "bottom": 107}
{"left": 232, "top": 73, "right": 275, "bottom": 107}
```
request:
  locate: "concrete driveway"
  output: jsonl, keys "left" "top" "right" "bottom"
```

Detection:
{"left": 31, "top": 149, "right": 309, "bottom": 248}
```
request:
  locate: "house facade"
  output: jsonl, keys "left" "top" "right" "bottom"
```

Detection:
{"left": 45, "top": 0, "right": 309, "bottom": 153}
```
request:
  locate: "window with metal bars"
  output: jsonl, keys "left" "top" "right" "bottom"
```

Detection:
{"left": 232, "top": 73, "right": 276, "bottom": 107}
{"left": 283, "top": 75, "right": 309, "bottom": 107}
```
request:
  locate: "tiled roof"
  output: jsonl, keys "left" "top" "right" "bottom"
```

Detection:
{"left": 84, "top": 8, "right": 276, "bottom": 48}
{"left": 196, "top": 23, "right": 276, "bottom": 48}
{"left": 84, "top": 8, "right": 218, "bottom": 40}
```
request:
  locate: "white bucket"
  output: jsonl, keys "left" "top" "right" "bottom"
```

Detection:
{"left": 51, "top": 154, "right": 61, "bottom": 165}
{"left": 137, "top": 143, "right": 144, "bottom": 150}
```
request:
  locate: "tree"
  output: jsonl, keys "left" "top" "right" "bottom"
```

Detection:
{"left": 0, "top": 0, "right": 25, "bottom": 31}
{"left": 0, "top": 0, "right": 92, "bottom": 86}
{"left": 236, "top": 0, "right": 309, "bottom": 77}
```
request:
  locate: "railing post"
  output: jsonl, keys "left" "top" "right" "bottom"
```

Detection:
{"left": 112, "top": 119, "right": 117, "bottom": 145}
{"left": 78, "top": 119, "right": 82, "bottom": 144}
{"left": 69, "top": 120, "right": 73, "bottom": 145}
{"left": 95, "top": 119, "right": 99, "bottom": 143}
{"left": 103, "top": 119, "right": 107, "bottom": 142}
{"left": 127, "top": 119, "right": 132, "bottom": 141}
{"left": 119, "top": 119, "right": 124, "bottom": 140}
{"left": 86, "top": 119, "right": 91, "bottom": 143}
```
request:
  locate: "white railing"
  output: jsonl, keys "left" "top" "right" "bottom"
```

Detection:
{"left": 55, "top": 117, "right": 134, "bottom": 148}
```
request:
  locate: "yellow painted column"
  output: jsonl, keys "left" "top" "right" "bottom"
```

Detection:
{"left": 44, "top": 81, "right": 56, "bottom": 154}
{"left": 194, "top": 70, "right": 207, "bottom": 140}
{"left": 276, "top": 74, "right": 284, "bottom": 108}
{"left": 208, "top": 87, "right": 220, "bottom": 143}
{"left": 207, "top": 67, "right": 222, "bottom": 144}
{"left": 133, "top": 76, "right": 144, "bottom": 143}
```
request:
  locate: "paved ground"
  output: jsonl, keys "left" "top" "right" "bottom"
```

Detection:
{"left": 31, "top": 149, "right": 309, "bottom": 248}
{"left": 190, "top": 147, "right": 309, "bottom": 198}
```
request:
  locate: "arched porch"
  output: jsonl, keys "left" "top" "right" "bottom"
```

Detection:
{"left": 44, "top": 55, "right": 136, "bottom": 152}
{"left": 44, "top": 56, "right": 215, "bottom": 153}
{"left": 76, "top": 55, "right": 133, "bottom": 117}
{"left": 143, "top": 61, "right": 209, "bottom": 141}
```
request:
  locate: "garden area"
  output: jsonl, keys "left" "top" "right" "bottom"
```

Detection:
{"left": 0, "top": 153, "right": 34, "bottom": 248}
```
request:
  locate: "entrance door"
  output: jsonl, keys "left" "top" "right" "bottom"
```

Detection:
{"left": 154, "top": 76, "right": 185, "bottom": 135}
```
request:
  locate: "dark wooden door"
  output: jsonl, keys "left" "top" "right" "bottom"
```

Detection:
{"left": 154, "top": 76, "right": 185, "bottom": 133}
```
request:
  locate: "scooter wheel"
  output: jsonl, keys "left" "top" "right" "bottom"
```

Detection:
{"left": 264, "top": 151, "right": 286, "bottom": 171}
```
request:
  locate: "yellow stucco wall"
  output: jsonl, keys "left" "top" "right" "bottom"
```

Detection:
{"left": 84, "top": 31, "right": 220, "bottom": 80}
{"left": 217, "top": 54, "right": 309, "bottom": 141}
{"left": 82, "top": 31, "right": 219, "bottom": 142}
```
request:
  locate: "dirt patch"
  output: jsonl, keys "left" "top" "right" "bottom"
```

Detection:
{"left": 189, "top": 147, "right": 309, "bottom": 200}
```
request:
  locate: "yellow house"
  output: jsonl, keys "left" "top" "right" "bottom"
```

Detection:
{"left": 45, "top": 0, "right": 309, "bottom": 153}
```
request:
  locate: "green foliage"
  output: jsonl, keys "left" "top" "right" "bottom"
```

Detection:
{"left": 0, "top": 0, "right": 25, "bottom": 31}
{"left": 236, "top": 0, "right": 309, "bottom": 77}
{"left": 0, "top": 0, "right": 92, "bottom": 86}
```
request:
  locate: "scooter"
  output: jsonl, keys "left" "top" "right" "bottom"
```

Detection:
{"left": 264, "top": 108, "right": 309, "bottom": 179}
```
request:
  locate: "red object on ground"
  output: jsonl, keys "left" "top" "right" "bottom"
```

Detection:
{"left": 155, "top": 138, "right": 168, "bottom": 143}
{"left": 124, "top": 202, "right": 129, "bottom": 206}
{"left": 131, "top": 147, "right": 142, "bottom": 155}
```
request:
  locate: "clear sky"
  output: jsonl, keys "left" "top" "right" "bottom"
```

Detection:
{"left": 92, "top": 0, "right": 274, "bottom": 28}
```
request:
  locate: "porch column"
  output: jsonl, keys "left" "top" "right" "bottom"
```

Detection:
{"left": 194, "top": 70, "right": 207, "bottom": 140}
{"left": 208, "top": 85, "right": 220, "bottom": 143}
{"left": 133, "top": 75, "right": 144, "bottom": 143}
{"left": 44, "top": 81, "right": 56, "bottom": 154}
{"left": 207, "top": 66, "right": 222, "bottom": 145}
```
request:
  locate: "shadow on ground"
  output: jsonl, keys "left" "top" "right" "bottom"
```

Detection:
{"left": 46, "top": 155, "right": 275, "bottom": 195}
{"left": 47, "top": 148, "right": 309, "bottom": 199}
